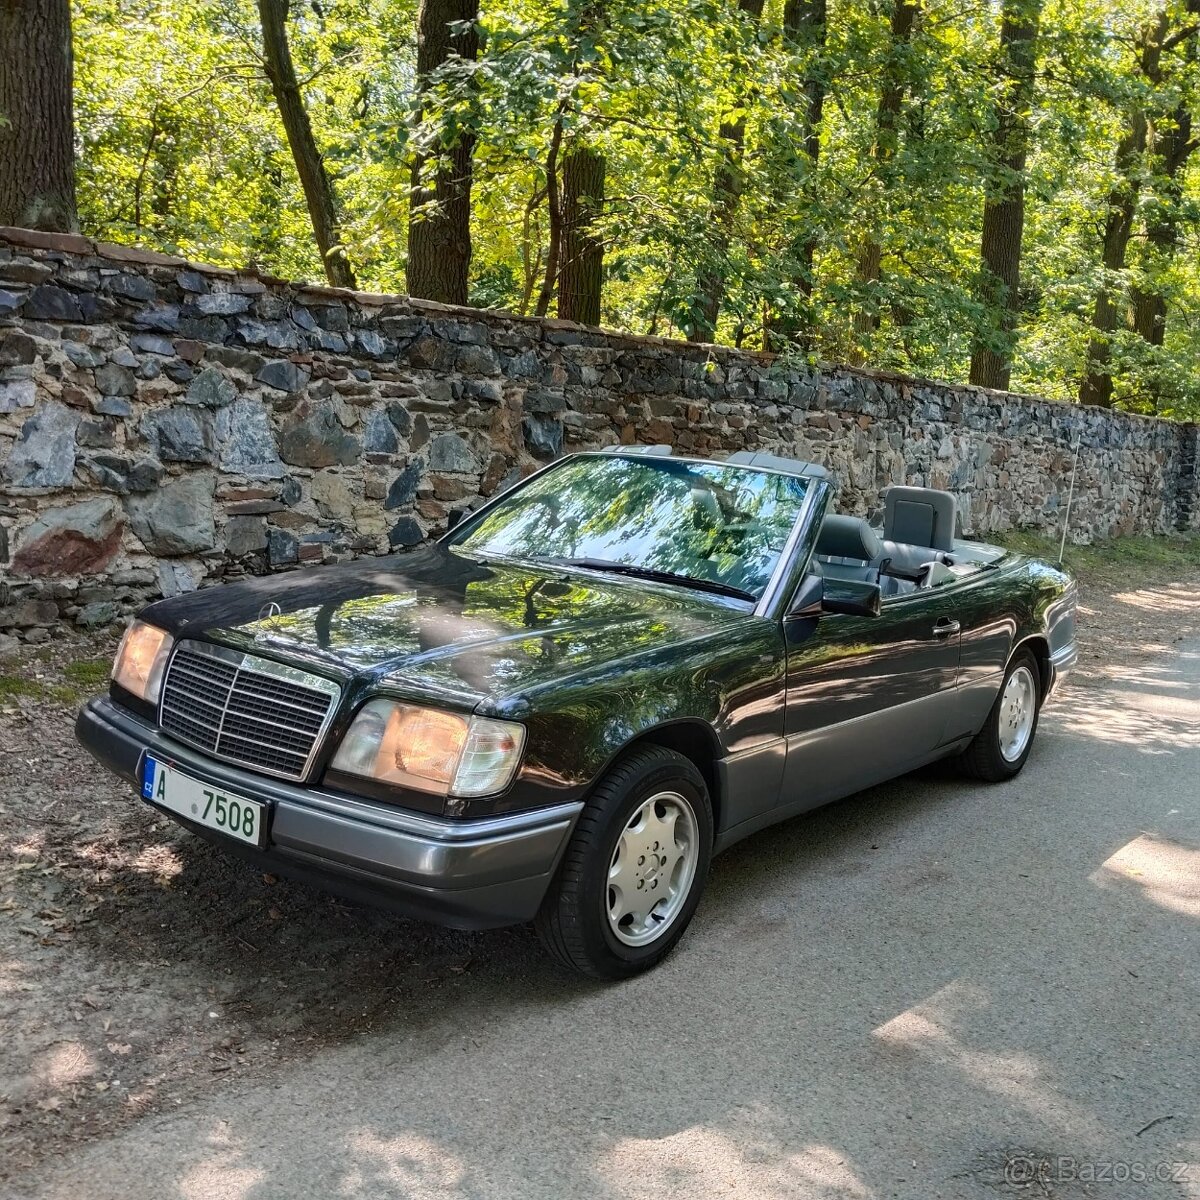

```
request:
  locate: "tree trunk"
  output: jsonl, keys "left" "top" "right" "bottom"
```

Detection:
{"left": 535, "top": 0, "right": 606, "bottom": 319}
{"left": 686, "top": 0, "right": 766, "bottom": 343}
{"left": 1125, "top": 3, "right": 1199, "bottom": 410}
{"left": 1130, "top": 0, "right": 1197, "bottom": 358}
{"left": 850, "top": 0, "right": 919, "bottom": 354}
{"left": 764, "top": 0, "right": 827, "bottom": 350}
{"left": 558, "top": 143, "right": 606, "bottom": 325}
{"left": 793, "top": 0, "right": 827, "bottom": 308}
{"left": 969, "top": 0, "right": 1041, "bottom": 392}
{"left": 0, "top": 0, "right": 77, "bottom": 231}
{"left": 1131, "top": 102, "right": 1194, "bottom": 347}
{"left": 1077, "top": 124, "right": 1145, "bottom": 407}
{"left": 534, "top": 113, "right": 565, "bottom": 318}
{"left": 406, "top": 0, "right": 479, "bottom": 305}
{"left": 1078, "top": 9, "right": 1170, "bottom": 408}
{"left": 258, "top": 0, "right": 356, "bottom": 289}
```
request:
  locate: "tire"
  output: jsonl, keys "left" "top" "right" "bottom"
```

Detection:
{"left": 535, "top": 746, "right": 713, "bottom": 980}
{"left": 956, "top": 649, "right": 1043, "bottom": 782}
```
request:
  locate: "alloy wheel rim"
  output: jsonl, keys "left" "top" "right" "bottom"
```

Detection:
{"left": 999, "top": 664, "right": 1037, "bottom": 763}
{"left": 606, "top": 790, "right": 699, "bottom": 947}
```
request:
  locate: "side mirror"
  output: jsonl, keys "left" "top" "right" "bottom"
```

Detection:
{"left": 822, "top": 579, "right": 882, "bottom": 618}
{"left": 787, "top": 573, "right": 882, "bottom": 620}
{"left": 447, "top": 506, "right": 470, "bottom": 530}
{"left": 787, "top": 572, "right": 825, "bottom": 619}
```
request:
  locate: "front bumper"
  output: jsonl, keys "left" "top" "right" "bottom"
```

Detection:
{"left": 76, "top": 696, "right": 581, "bottom": 929}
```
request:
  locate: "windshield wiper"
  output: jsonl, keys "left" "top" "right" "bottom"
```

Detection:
{"left": 536, "top": 557, "right": 756, "bottom": 602}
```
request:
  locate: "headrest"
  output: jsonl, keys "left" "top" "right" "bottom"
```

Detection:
{"left": 816, "top": 514, "right": 882, "bottom": 562}
{"left": 883, "top": 486, "right": 957, "bottom": 551}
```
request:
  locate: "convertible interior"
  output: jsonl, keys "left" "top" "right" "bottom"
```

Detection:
{"left": 812, "top": 485, "right": 1006, "bottom": 597}
{"left": 590, "top": 446, "right": 1008, "bottom": 600}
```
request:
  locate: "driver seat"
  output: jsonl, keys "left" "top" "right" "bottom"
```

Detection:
{"left": 813, "top": 515, "right": 909, "bottom": 595}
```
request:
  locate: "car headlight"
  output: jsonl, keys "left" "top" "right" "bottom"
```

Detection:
{"left": 112, "top": 621, "right": 174, "bottom": 704}
{"left": 331, "top": 700, "right": 525, "bottom": 798}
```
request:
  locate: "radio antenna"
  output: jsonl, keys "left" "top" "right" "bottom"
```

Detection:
{"left": 1058, "top": 440, "right": 1081, "bottom": 567}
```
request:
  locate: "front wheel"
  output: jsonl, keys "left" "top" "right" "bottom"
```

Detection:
{"left": 956, "top": 649, "right": 1042, "bottom": 781}
{"left": 535, "top": 746, "right": 713, "bottom": 979}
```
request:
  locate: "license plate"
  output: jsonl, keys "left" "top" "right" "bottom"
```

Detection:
{"left": 142, "top": 756, "right": 267, "bottom": 848}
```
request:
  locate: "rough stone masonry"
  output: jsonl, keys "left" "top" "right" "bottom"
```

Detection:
{"left": 1, "top": 225, "right": 1197, "bottom": 639}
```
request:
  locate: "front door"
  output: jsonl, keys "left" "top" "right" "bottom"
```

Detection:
{"left": 780, "top": 581, "right": 962, "bottom": 811}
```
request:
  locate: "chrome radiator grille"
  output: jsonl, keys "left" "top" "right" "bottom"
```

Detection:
{"left": 159, "top": 640, "right": 341, "bottom": 780}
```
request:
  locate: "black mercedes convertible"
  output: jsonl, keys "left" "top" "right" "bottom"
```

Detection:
{"left": 78, "top": 447, "right": 1077, "bottom": 978}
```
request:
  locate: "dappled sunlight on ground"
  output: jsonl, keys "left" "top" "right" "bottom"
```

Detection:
{"left": 600, "top": 1127, "right": 872, "bottom": 1200}
{"left": 1053, "top": 688, "right": 1199, "bottom": 751}
{"left": 130, "top": 843, "right": 184, "bottom": 883}
{"left": 1053, "top": 645, "right": 1199, "bottom": 750}
{"left": 34, "top": 1042, "right": 95, "bottom": 1089}
{"left": 72, "top": 836, "right": 184, "bottom": 883}
{"left": 5, "top": 832, "right": 46, "bottom": 860}
{"left": 177, "top": 1126, "right": 265, "bottom": 1200}
{"left": 872, "top": 981, "right": 1108, "bottom": 1142}
{"left": 4, "top": 577, "right": 1199, "bottom": 1194}
{"left": 1093, "top": 834, "right": 1200, "bottom": 920}
{"left": 1112, "top": 584, "right": 1200, "bottom": 617}
{"left": 1084, "top": 660, "right": 1196, "bottom": 692}
{"left": 339, "top": 1132, "right": 467, "bottom": 1200}
{"left": 0, "top": 957, "right": 32, "bottom": 998}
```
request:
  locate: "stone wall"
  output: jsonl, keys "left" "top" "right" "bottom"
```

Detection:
{"left": 1, "top": 225, "right": 1197, "bottom": 639}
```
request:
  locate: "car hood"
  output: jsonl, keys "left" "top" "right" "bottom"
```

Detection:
{"left": 139, "top": 544, "right": 751, "bottom": 711}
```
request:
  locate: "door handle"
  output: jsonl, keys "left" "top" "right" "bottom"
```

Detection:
{"left": 933, "top": 618, "right": 960, "bottom": 637}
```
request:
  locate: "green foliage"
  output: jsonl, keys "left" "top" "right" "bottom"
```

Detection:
{"left": 75, "top": 0, "right": 415, "bottom": 285}
{"left": 0, "top": 656, "right": 112, "bottom": 703}
{"left": 71, "top": 0, "right": 1200, "bottom": 417}
{"left": 0, "top": 674, "right": 41, "bottom": 700}
{"left": 993, "top": 527, "right": 1200, "bottom": 582}
{"left": 63, "top": 657, "right": 113, "bottom": 692}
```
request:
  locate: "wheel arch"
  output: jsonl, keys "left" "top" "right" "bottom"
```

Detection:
{"left": 1011, "top": 633, "right": 1051, "bottom": 698}
{"left": 602, "top": 720, "right": 724, "bottom": 834}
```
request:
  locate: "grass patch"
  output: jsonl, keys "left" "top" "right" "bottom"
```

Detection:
{"left": 64, "top": 658, "right": 112, "bottom": 691}
{"left": 0, "top": 674, "right": 44, "bottom": 700}
{"left": 0, "top": 657, "right": 111, "bottom": 707}
{"left": 54, "top": 657, "right": 112, "bottom": 703}
{"left": 992, "top": 529, "right": 1200, "bottom": 585}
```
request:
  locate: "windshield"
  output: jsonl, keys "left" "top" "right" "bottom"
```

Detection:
{"left": 448, "top": 454, "right": 811, "bottom": 600}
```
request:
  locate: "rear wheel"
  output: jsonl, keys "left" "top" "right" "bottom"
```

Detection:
{"left": 535, "top": 746, "right": 713, "bottom": 979}
{"left": 956, "top": 649, "right": 1042, "bottom": 781}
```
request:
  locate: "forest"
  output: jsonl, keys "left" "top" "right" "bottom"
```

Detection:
{"left": 1, "top": 0, "right": 1198, "bottom": 418}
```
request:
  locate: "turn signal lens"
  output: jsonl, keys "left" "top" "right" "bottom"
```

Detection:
{"left": 455, "top": 719, "right": 526, "bottom": 796}
{"left": 112, "top": 621, "right": 174, "bottom": 704}
{"left": 331, "top": 700, "right": 525, "bottom": 798}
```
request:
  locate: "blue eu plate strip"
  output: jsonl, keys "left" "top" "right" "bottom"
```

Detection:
{"left": 142, "top": 755, "right": 158, "bottom": 798}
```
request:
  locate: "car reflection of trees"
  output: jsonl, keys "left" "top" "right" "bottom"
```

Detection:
{"left": 451, "top": 568, "right": 690, "bottom": 695}
{"left": 258, "top": 554, "right": 739, "bottom": 699}
{"left": 519, "top": 625, "right": 787, "bottom": 783}
{"left": 455, "top": 456, "right": 806, "bottom": 596}
{"left": 785, "top": 628, "right": 954, "bottom": 719}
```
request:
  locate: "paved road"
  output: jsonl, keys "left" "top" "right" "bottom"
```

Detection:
{"left": 19, "top": 641, "right": 1200, "bottom": 1200}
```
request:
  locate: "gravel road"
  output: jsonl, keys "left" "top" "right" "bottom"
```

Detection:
{"left": 3, "top": 569, "right": 1198, "bottom": 1199}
